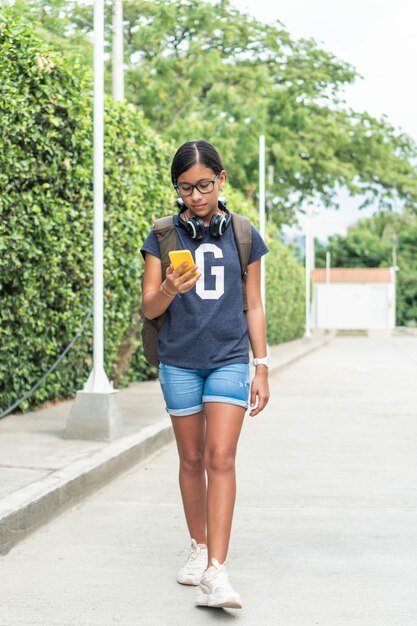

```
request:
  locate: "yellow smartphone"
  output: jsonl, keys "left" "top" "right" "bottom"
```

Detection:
{"left": 168, "top": 249, "right": 197, "bottom": 277}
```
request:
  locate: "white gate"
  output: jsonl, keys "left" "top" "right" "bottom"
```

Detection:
{"left": 313, "top": 283, "right": 390, "bottom": 329}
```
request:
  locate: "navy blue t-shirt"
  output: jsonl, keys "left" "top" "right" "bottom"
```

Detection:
{"left": 140, "top": 214, "right": 269, "bottom": 369}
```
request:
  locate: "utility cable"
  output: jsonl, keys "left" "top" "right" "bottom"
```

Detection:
{"left": 0, "top": 306, "right": 93, "bottom": 420}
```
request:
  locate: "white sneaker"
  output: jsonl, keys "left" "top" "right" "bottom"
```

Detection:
{"left": 177, "top": 538, "right": 208, "bottom": 585}
{"left": 196, "top": 558, "right": 242, "bottom": 609}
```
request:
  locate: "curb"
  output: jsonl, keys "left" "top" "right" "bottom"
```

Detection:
{"left": 0, "top": 419, "right": 173, "bottom": 555}
{"left": 0, "top": 332, "right": 333, "bottom": 556}
{"left": 268, "top": 331, "right": 335, "bottom": 375}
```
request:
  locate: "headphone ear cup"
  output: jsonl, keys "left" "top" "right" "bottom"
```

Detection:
{"left": 186, "top": 216, "right": 205, "bottom": 240}
{"left": 217, "top": 214, "right": 228, "bottom": 236}
{"left": 209, "top": 209, "right": 231, "bottom": 237}
{"left": 209, "top": 213, "right": 226, "bottom": 237}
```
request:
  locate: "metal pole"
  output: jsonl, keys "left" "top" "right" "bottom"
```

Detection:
{"left": 268, "top": 165, "right": 274, "bottom": 187}
{"left": 65, "top": 0, "right": 122, "bottom": 441}
{"left": 112, "top": 0, "right": 124, "bottom": 101}
{"left": 304, "top": 205, "right": 312, "bottom": 339}
{"left": 326, "top": 251, "right": 331, "bottom": 285}
{"left": 259, "top": 135, "right": 266, "bottom": 311}
{"left": 392, "top": 234, "right": 398, "bottom": 328}
{"left": 392, "top": 233, "right": 397, "bottom": 270}
{"left": 84, "top": 0, "right": 112, "bottom": 393}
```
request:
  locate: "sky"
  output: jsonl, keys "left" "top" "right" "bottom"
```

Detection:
{"left": 230, "top": 0, "right": 417, "bottom": 240}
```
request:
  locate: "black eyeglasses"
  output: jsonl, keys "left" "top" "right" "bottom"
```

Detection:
{"left": 174, "top": 174, "right": 220, "bottom": 197}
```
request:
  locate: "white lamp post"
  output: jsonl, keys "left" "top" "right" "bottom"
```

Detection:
{"left": 65, "top": 0, "right": 122, "bottom": 441}
{"left": 304, "top": 204, "right": 312, "bottom": 339}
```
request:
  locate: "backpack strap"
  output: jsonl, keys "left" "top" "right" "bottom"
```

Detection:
{"left": 230, "top": 213, "right": 252, "bottom": 311}
{"left": 153, "top": 215, "right": 178, "bottom": 280}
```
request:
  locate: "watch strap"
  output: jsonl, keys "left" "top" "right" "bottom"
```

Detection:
{"left": 253, "top": 356, "right": 270, "bottom": 368}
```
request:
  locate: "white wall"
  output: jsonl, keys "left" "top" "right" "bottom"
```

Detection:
{"left": 312, "top": 282, "right": 395, "bottom": 330}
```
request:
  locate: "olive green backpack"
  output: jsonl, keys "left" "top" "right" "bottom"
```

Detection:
{"left": 141, "top": 213, "right": 252, "bottom": 367}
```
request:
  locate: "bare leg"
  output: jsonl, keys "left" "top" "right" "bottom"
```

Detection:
{"left": 204, "top": 402, "right": 245, "bottom": 566}
{"left": 170, "top": 411, "right": 207, "bottom": 544}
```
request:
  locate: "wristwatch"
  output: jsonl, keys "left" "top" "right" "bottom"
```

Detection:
{"left": 253, "top": 356, "right": 270, "bottom": 368}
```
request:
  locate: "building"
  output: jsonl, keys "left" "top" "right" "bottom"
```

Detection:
{"left": 311, "top": 268, "right": 396, "bottom": 331}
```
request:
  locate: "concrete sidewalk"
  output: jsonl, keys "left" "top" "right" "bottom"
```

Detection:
{"left": 1, "top": 333, "right": 416, "bottom": 625}
{"left": 0, "top": 331, "right": 333, "bottom": 555}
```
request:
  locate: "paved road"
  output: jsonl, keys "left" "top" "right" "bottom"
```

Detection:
{"left": 0, "top": 336, "right": 416, "bottom": 626}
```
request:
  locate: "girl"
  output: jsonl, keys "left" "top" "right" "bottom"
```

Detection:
{"left": 140, "top": 140, "right": 269, "bottom": 609}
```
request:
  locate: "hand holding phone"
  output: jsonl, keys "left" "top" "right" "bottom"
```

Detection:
{"left": 168, "top": 250, "right": 198, "bottom": 278}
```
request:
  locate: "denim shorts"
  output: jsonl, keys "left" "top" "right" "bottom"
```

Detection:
{"left": 159, "top": 362, "right": 250, "bottom": 417}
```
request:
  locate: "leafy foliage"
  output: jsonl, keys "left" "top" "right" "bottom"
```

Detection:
{"left": 266, "top": 239, "right": 305, "bottom": 344}
{"left": 0, "top": 10, "right": 173, "bottom": 413}
{"left": 13, "top": 0, "right": 417, "bottom": 227}
{"left": 10, "top": 0, "right": 94, "bottom": 63}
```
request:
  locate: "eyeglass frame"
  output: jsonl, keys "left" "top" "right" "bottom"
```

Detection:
{"left": 173, "top": 173, "right": 220, "bottom": 197}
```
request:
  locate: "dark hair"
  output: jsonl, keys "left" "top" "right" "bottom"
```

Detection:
{"left": 171, "top": 140, "right": 224, "bottom": 184}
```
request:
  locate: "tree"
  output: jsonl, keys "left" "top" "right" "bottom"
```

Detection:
{"left": 5, "top": 0, "right": 417, "bottom": 228}
{"left": 9, "top": 0, "right": 94, "bottom": 64}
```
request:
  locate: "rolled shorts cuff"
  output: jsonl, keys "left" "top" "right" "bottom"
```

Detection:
{"left": 166, "top": 403, "right": 204, "bottom": 417}
{"left": 203, "top": 395, "right": 248, "bottom": 409}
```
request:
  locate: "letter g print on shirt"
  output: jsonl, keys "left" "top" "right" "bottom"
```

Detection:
{"left": 195, "top": 243, "right": 225, "bottom": 300}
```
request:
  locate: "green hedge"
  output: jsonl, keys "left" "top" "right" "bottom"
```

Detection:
{"left": 0, "top": 10, "right": 305, "bottom": 415}
{"left": 265, "top": 238, "right": 306, "bottom": 344}
{"left": 0, "top": 10, "right": 172, "bottom": 413}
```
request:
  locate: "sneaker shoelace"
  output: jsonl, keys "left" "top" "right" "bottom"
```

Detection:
{"left": 203, "top": 558, "right": 232, "bottom": 589}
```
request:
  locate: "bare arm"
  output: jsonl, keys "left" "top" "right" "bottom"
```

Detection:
{"left": 245, "top": 258, "right": 270, "bottom": 417}
{"left": 141, "top": 252, "right": 200, "bottom": 320}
